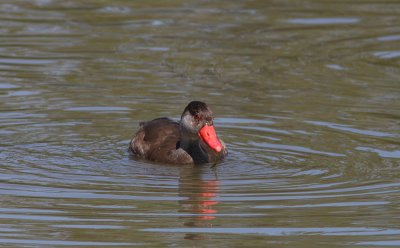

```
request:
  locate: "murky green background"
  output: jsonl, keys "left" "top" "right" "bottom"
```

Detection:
{"left": 1, "top": 0, "right": 400, "bottom": 247}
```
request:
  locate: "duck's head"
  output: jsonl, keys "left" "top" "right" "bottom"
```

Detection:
{"left": 180, "top": 101, "right": 222, "bottom": 152}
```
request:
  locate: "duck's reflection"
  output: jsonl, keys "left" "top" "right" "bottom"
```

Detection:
{"left": 178, "top": 165, "right": 219, "bottom": 240}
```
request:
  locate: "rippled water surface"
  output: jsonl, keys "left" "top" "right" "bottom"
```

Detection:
{"left": 1, "top": 1, "right": 400, "bottom": 247}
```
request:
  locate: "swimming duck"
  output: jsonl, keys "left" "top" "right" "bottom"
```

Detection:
{"left": 129, "top": 101, "right": 227, "bottom": 164}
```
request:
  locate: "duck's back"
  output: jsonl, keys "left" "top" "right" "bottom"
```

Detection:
{"left": 129, "top": 118, "right": 193, "bottom": 164}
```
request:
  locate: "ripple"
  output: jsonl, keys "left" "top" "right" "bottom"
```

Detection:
{"left": 373, "top": 51, "right": 400, "bottom": 59}
{"left": 0, "top": 83, "right": 19, "bottom": 89}
{"left": 0, "top": 238, "right": 139, "bottom": 246}
{"left": 358, "top": 240, "right": 400, "bottom": 246}
{"left": 6, "top": 90, "right": 41, "bottom": 96}
{"left": 249, "top": 141, "right": 344, "bottom": 157}
{"left": 97, "top": 6, "right": 131, "bottom": 14}
{"left": 0, "top": 183, "right": 184, "bottom": 201}
{"left": 306, "top": 121, "right": 394, "bottom": 138}
{"left": 65, "top": 106, "right": 131, "bottom": 112}
{"left": 254, "top": 201, "right": 389, "bottom": 209}
{"left": 52, "top": 224, "right": 125, "bottom": 230}
{"left": 218, "top": 117, "right": 275, "bottom": 125}
{"left": 287, "top": 17, "right": 360, "bottom": 25}
{"left": 144, "top": 227, "right": 400, "bottom": 236}
{"left": 326, "top": 64, "right": 346, "bottom": 71}
{"left": 376, "top": 35, "right": 400, "bottom": 41}
{"left": 356, "top": 147, "right": 400, "bottom": 159}
{"left": 0, "top": 58, "right": 55, "bottom": 65}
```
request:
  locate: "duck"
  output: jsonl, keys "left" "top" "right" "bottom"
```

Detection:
{"left": 129, "top": 101, "right": 227, "bottom": 165}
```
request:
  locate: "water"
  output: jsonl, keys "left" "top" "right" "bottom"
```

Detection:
{"left": 1, "top": 1, "right": 399, "bottom": 247}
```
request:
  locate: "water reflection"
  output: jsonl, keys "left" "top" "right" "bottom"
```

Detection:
{"left": 178, "top": 166, "right": 219, "bottom": 240}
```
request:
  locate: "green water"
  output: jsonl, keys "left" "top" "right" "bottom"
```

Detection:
{"left": 1, "top": 1, "right": 399, "bottom": 247}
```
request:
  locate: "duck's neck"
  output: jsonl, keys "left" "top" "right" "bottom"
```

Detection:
{"left": 179, "top": 127, "right": 210, "bottom": 164}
